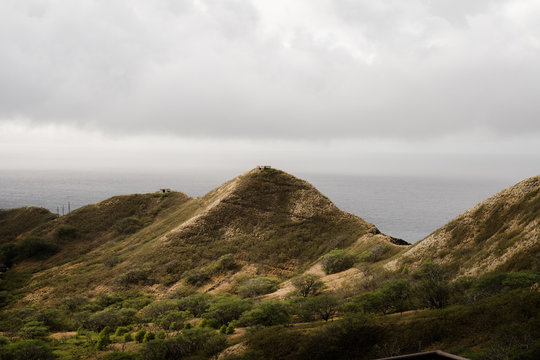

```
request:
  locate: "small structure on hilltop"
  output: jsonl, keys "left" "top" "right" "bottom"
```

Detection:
{"left": 257, "top": 165, "right": 272, "bottom": 171}
{"left": 158, "top": 188, "right": 171, "bottom": 193}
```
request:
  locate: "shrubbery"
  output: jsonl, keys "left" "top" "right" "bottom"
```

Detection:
{"left": 115, "top": 268, "right": 152, "bottom": 286}
{"left": 114, "top": 217, "right": 143, "bottom": 234}
{"left": 238, "top": 276, "right": 279, "bottom": 298}
{"left": 320, "top": 249, "right": 357, "bottom": 274}
{"left": 202, "top": 294, "right": 252, "bottom": 327}
{"left": 56, "top": 225, "right": 78, "bottom": 240}
{"left": 239, "top": 300, "right": 290, "bottom": 326}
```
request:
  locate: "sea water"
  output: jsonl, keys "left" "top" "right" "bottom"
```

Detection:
{"left": 0, "top": 170, "right": 514, "bottom": 243}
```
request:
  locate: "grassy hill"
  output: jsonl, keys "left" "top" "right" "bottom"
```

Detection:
{"left": 385, "top": 175, "right": 540, "bottom": 276}
{"left": 0, "top": 207, "right": 57, "bottom": 244}
{"left": 2, "top": 168, "right": 403, "bottom": 306}
{"left": 0, "top": 170, "right": 538, "bottom": 360}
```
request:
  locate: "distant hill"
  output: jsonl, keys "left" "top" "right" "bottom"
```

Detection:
{"left": 0, "top": 207, "right": 56, "bottom": 244}
{"left": 385, "top": 175, "right": 540, "bottom": 276}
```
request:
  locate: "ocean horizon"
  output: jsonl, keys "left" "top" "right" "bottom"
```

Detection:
{"left": 0, "top": 169, "right": 517, "bottom": 243}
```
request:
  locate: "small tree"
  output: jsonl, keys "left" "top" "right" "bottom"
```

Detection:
{"left": 412, "top": 259, "right": 450, "bottom": 309}
{"left": 320, "top": 249, "right": 357, "bottom": 274}
{"left": 123, "top": 333, "right": 133, "bottom": 342}
{"left": 115, "top": 326, "right": 129, "bottom": 336}
{"left": 134, "top": 329, "right": 146, "bottom": 343}
{"left": 239, "top": 300, "right": 290, "bottom": 326}
{"left": 183, "top": 323, "right": 192, "bottom": 330}
{"left": 96, "top": 326, "right": 112, "bottom": 350}
{"left": 219, "top": 324, "right": 227, "bottom": 334}
{"left": 225, "top": 323, "right": 235, "bottom": 335}
{"left": 291, "top": 274, "right": 325, "bottom": 297}
{"left": 143, "top": 331, "right": 155, "bottom": 343}
{"left": 305, "top": 294, "right": 339, "bottom": 321}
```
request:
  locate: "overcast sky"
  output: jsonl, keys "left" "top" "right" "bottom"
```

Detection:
{"left": 1, "top": 0, "right": 539, "bottom": 179}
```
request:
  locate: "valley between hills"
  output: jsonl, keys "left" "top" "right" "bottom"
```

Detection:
{"left": 0, "top": 168, "right": 539, "bottom": 360}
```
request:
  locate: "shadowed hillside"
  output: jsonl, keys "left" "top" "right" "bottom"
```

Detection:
{"left": 0, "top": 207, "right": 57, "bottom": 244}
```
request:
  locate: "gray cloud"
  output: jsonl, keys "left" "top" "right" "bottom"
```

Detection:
{"left": 0, "top": 0, "right": 539, "bottom": 140}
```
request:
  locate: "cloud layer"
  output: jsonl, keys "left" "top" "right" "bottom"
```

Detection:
{"left": 1, "top": 0, "right": 539, "bottom": 140}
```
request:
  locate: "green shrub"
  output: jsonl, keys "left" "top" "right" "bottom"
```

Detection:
{"left": 157, "top": 310, "right": 187, "bottom": 330}
{"left": 219, "top": 324, "right": 227, "bottom": 334}
{"left": 17, "top": 237, "right": 59, "bottom": 260}
{"left": 183, "top": 323, "right": 192, "bottom": 330}
{"left": 238, "top": 276, "right": 279, "bottom": 298}
{"left": 203, "top": 294, "right": 252, "bottom": 327}
{"left": 157, "top": 330, "right": 166, "bottom": 339}
{"left": 114, "top": 217, "right": 143, "bottom": 234}
{"left": 114, "top": 326, "right": 129, "bottom": 336}
{"left": 139, "top": 329, "right": 226, "bottom": 360}
{"left": 0, "top": 242, "right": 18, "bottom": 267}
{"left": 96, "top": 326, "right": 111, "bottom": 350}
{"left": 115, "top": 268, "right": 152, "bottom": 286}
{"left": 207, "top": 254, "right": 236, "bottom": 273}
{"left": 169, "top": 322, "right": 178, "bottom": 331}
{"left": 183, "top": 268, "right": 210, "bottom": 286}
{"left": 134, "top": 329, "right": 146, "bottom": 343}
{"left": 143, "top": 331, "right": 155, "bottom": 343}
{"left": 320, "top": 249, "right": 357, "bottom": 274}
{"left": 6, "top": 339, "right": 56, "bottom": 360}
{"left": 139, "top": 300, "right": 180, "bottom": 322}
{"left": 56, "top": 224, "right": 78, "bottom": 240}
{"left": 239, "top": 300, "right": 290, "bottom": 326}
{"left": 225, "top": 323, "right": 235, "bottom": 335}
{"left": 86, "top": 307, "right": 137, "bottom": 331}
{"left": 177, "top": 293, "right": 212, "bottom": 317}
{"left": 123, "top": 332, "right": 133, "bottom": 342}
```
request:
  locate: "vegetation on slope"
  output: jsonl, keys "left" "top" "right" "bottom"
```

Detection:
{"left": 0, "top": 170, "right": 538, "bottom": 360}
{"left": 0, "top": 207, "right": 57, "bottom": 244}
{"left": 386, "top": 176, "right": 540, "bottom": 276}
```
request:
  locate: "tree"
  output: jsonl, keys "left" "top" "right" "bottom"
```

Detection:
{"left": 225, "top": 323, "right": 235, "bottom": 335}
{"left": 134, "top": 329, "right": 146, "bottom": 343}
{"left": 202, "top": 294, "right": 252, "bottom": 327}
{"left": 143, "top": 331, "right": 155, "bottom": 343}
{"left": 239, "top": 300, "right": 290, "bottom": 326}
{"left": 412, "top": 259, "right": 450, "bottom": 309}
{"left": 96, "top": 326, "right": 112, "bottom": 350}
{"left": 305, "top": 294, "right": 339, "bottom": 321}
{"left": 123, "top": 333, "right": 133, "bottom": 342}
{"left": 115, "top": 326, "right": 129, "bottom": 336}
{"left": 292, "top": 274, "right": 325, "bottom": 297}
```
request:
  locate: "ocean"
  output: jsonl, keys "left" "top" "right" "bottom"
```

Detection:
{"left": 0, "top": 170, "right": 514, "bottom": 243}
